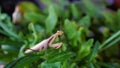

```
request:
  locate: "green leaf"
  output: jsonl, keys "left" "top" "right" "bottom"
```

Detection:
{"left": 0, "top": 22, "right": 18, "bottom": 39}
{"left": 46, "top": 52, "right": 74, "bottom": 63}
{"left": 88, "top": 41, "right": 100, "bottom": 62}
{"left": 102, "top": 11, "right": 118, "bottom": 31}
{"left": 28, "top": 23, "right": 38, "bottom": 46}
{"left": 78, "top": 39, "right": 94, "bottom": 59}
{"left": 79, "top": 15, "right": 91, "bottom": 27}
{"left": 0, "top": 38, "right": 22, "bottom": 46}
{"left": 77, "top": 27, "right": 87, "bottom": 44}
{"left": 0, "top": 14, "right": 22, "bottom": 41}
{"left": 101, "top": 37, "right": 120, "bottom": 51}
{"left": 97, "top": 62, "right": 118, "bottom": 68}
{"left": 64, "top": 19, "right": 77, "bottom": 40}
{"left": 102, "top": 11, "right": 114, "bottom": 23}
{"left": 40, "top": 62, "right": 61, "bottom": 68}
{"left": 100, "top": 30, "right": 120, "bottom": 49}
{"left": 0, "top": 13, "right": 7, "bottom": 20}
{"left": 5, "top": 54, "right": 40, "bottom": 68}
{"left": 24, "top": 12, "right": 45, "bottom": 23}
{"left": 87, "top": 63, "right": 95, "bottom": 68}
{"left": 81, "top": 0, "right": 103, "bottom": 18}
{"left": 1, "top": 45, "right": 19, "bottom": 52}
{"left": 45, "top": 5, "right": 57, "bottom": 34}
{"left": 116, "top": 9, "right": 120, "bottom": 31}
{"left": 18, "top": 41, "right": 27, "bottom": 57}
{"left": 71, "top": 4, "right": 79, "bottom": 19}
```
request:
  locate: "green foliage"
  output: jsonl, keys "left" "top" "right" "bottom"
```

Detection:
{"left": 5, "top": 54, "right": 40, "bottom": 68}
{"left": 78, "top": 39, "right": 94, "bottom": 60}
{"left": 88, "top": 41, "right": 100, "bottom": 62}
{"left": 0, "top": 14, "right": 22, "bottom": 41}
{"left": 40, "top": 62, "right": 61, "bottom": 68}
{"left": 102, "top": 10, "right": 120, "bottom": 32}
{"left": 100, "top": 30, "right": 120, "bottom": 51}
{"left": 79, "top": 15, "right": 91, "bottom": 27}
{"left": 45, "top": 5, "right": 57, "bottom": 34}
{"left": 0, "top": 0, "right": 120, "bottom": 68}
{"left": 81, "top": 0, "right": 103, "bottom": 18}
{"left": 18, "top": 2, "right": 41, "bottom": 12}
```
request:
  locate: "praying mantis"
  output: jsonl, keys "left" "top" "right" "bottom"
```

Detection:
{"left": 25, "top": 31, "right": 63, "bottom": 54}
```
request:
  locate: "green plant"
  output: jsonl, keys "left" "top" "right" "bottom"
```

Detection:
{"left": 0, "top": 0, "right": 120, "bottom": 68}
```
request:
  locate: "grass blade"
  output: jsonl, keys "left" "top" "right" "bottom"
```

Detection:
{"left": 99, "top": 30, "right": 120, "bottom": 49}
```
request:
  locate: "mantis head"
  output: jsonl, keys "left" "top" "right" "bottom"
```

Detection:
{"left": 57, "top": 31, "right": 63, "bottom": 36}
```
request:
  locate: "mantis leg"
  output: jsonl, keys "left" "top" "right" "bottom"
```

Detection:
{"left": 49, "top": 42, "right": 62, "bottom": 49}
{"left": 48, "top": 31, "right": 63, "bottom": 46}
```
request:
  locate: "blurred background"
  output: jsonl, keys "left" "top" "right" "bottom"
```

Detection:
{"left": 0, "top": 0, "right": 120, "bottom": 68}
